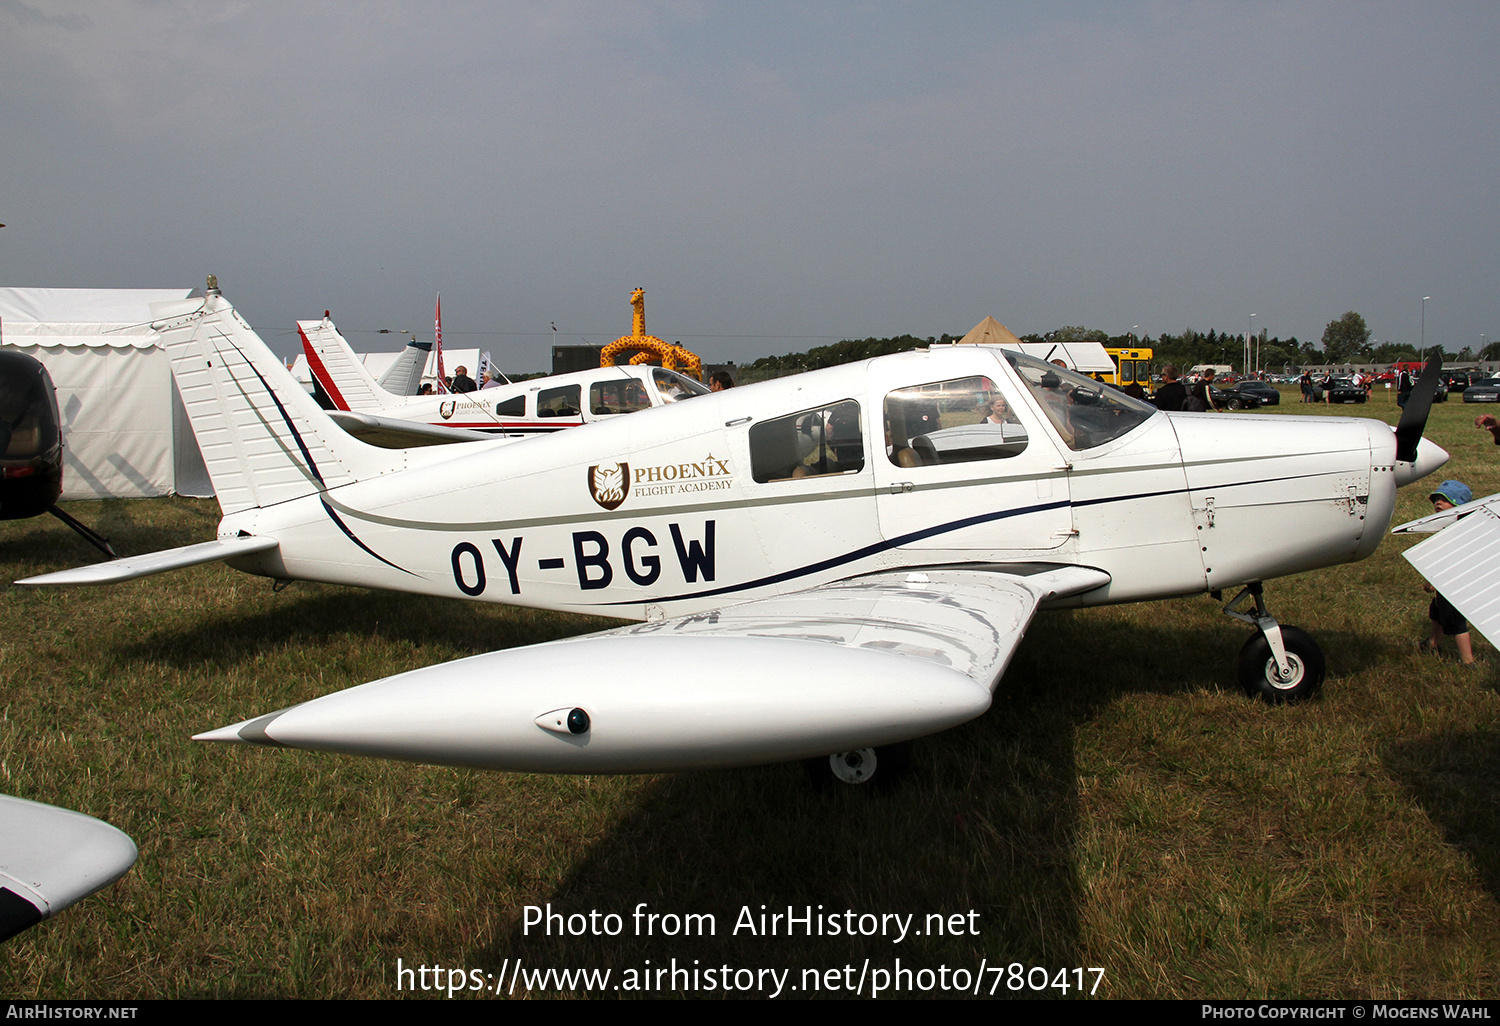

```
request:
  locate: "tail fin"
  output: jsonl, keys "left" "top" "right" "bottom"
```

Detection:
{"left": 375, "top": 337, "right": 432, "bottom": 397}
{"left": 154, "top": 290, "right": 404, "bottom": 515}
{"left": 298, "top": 315, "right": 392, "bottom": 412}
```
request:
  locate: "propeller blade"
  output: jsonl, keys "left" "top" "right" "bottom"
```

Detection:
{"left": 1395, "top": 348, "right": 1443, "bottom": 464}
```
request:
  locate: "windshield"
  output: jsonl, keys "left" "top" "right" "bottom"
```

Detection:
{"left": 0, "top": 351, "right": 61, "bottom": 461}
{"left": 1004, "top": 351, "right": 1155, "bottom": 451}
{"left": 653, "top": 368, "right": 711, "bottom": 402}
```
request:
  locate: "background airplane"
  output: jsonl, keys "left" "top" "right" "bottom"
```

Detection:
{"left": 20, "top": 287, "right": 1449, "bottom": 785}
{"left": 298, "top": 314, "right": 711, "bottom": 448}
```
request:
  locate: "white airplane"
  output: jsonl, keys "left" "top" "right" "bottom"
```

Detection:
{"left": 20, "top": 288, "right": 1450, "bottom": 785}
{"left": 298, "top": 314, "right": 711, "bottom": 448}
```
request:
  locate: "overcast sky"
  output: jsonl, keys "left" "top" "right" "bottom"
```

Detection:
{"left": 2, "top": 1, "right": 1496, "bottom": 367}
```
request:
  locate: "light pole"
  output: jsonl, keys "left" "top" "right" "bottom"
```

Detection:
{"left": 1421, "top": 296, "right": 1431, "bottom": 354}
{"left": 1248, "top": 314, "right": 1256, "bottom": 376}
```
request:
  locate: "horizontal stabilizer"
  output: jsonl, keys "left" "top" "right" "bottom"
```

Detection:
{"left": 0, "top": 795, "right": 137, "bottom": 943}
{"left": 16, "top": 535, "right": 278, "bottom": 586}
{"left": 1402, "top": 503, "right": 1500, "bottom": 649}
{"left": 198, "top": 568, "right": 1073, "bottom": 774}
{"left": 327, "top": 410, "right": 501, "bottom": 448}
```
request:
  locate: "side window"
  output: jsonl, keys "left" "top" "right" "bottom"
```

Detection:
{"left": 884, "top": 376, "right": 1028, "bottom": 467}
{"left": 536, "top": 384, "right": 581, "bottom": 417}
{"left": 493, "top": 395, "right": 525, "bottom": 417}
{"left": 589, "top": 378, "right": 652, "bottom": 415}
{"left": 750, "top": 400, "right": 864, "bottom": 483}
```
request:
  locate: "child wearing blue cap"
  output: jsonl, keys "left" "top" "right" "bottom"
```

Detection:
{"left": 1419, "top": 479, "right": 1476, "bottom": 663}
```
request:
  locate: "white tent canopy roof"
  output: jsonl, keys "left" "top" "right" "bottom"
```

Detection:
{"left": 0, "top": 287, "right": 209, "bottom": 499}
{"left": 0, "top": 288, "right": 193, "bottom": 348}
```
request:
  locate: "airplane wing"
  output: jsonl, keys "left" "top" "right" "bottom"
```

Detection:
{"left": 326, "top": 410, "right": 503, "bottom": 448}
{"left": 0, "top": 795, "right": 137, "bottom": 942}
{"left": 1398, "top": 500, "right": 1500, "bottom": 648}
{"left": 197, "top": 565, "right": 1110, "bottom": 774}
{"left": 1390, "top": 491, "right": 1500, "bottom": 534}
{"left": 15, "top": 534, "right": 279, "bottom": 586}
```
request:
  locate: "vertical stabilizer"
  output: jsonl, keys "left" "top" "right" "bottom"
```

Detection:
{"left": 375, "top": 338, "right": 432, "bottom": 397}
{"left": 153, "top": 291, "right": 402, "bottom": 515}
{"left": 298, "top": 316, "right": 391, "bottom": 412}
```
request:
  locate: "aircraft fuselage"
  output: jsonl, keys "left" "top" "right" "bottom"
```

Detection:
{"left": 220, "top": 345, "right": 1400, "bottom": 620}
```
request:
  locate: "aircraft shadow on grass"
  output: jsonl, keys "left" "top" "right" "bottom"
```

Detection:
{"left": 1383, "top": 729, "right": 1500, "bottom": 905}
{"left": 471, "top": 613, "right": 1391, "bottom": 991}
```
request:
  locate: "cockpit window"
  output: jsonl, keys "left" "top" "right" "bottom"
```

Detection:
{"left": 536, "top": 384, "right": 581, "bottom": 417}
{"left": 750, "top": 400, "right": 864, "bottom": 483}
{"left": 884, "top": 376, "right": 1028, "bottom": 467}
{"left": 0, "top": 351, "right": 60, "bottom": 460}
{"left": 653, "top": 368, "right": 711, "bottom": 402}
{"left": 590, "top": 378, "right": 652, "bottom": 415}
{"left": 1005, "top": 352, "right": 1155, "bottom": 451}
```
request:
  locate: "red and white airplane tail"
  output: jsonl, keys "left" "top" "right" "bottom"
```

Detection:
{"left": 299, "top": 315, "right": 387, "bottom": 413}
{"left": 299, "top": 315, "right": 434, "bottom": 412}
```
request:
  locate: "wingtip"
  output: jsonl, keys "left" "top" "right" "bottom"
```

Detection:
{"left": 193, "top": 709, "right": 295, "bottom": 747}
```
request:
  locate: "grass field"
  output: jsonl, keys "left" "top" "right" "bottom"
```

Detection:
{"left": 3, "top": 387, "right": 1499, "bottom": 999}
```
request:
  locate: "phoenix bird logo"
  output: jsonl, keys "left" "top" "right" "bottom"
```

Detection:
{"left": 588, "top": 463, "right": 629, "bottom": 510}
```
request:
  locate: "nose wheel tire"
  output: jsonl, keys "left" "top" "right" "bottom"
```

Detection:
{"left": 1237, "top": 626, "right": 1324, "bottom": 703}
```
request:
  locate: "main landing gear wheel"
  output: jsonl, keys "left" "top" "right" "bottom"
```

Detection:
{"left": 805, "top": 742, "right": 912, "bottom": 790}
{"left": 1237, "top": 626, "right": 1324, "bottom": 703}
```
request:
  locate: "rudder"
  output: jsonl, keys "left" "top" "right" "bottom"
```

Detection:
{"left": 153, "top": 289, "right": 402, "bottom": 515}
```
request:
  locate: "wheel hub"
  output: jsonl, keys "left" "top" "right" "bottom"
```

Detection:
{"left": 1267, "top": 654, "right": 1305, "bottom": 688}
{"left": 829, "top": 748, "right": 877, "bottom": 784}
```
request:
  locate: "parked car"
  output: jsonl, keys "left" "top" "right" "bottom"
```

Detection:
{"left": 1234, "top": 380, "right": 1281, "bottom": 406}
{"left": 1311, "top": 377, "right": 1368, "bottom": 403}
{"left": 1208, "top": 385, "right": 1261, "bottom": 409}
{"left": 1463, "top": 378, "right": 1500, "bottom": 403}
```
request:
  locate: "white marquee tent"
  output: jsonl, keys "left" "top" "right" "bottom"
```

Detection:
{"left": 0, "top": 287, "right": 212, "bottom": 500}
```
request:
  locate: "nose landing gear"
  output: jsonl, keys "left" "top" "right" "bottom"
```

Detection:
{"left": 1223, "top": 583, "right": 1325, "bottom": 702}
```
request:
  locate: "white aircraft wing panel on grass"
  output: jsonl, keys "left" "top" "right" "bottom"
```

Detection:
{"left": 1401, "top": 502, "right": 1500, "bottom": 648}
{"left": 0, "top": 795, "right": 137, "bottom": 942}
{"left": 16, "top": 534, "right": 279, "bottom": 586}
{"left": 198, "top": 566, "right": 1110, "bottom": 774}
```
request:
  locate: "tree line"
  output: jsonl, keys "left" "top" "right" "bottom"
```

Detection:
{"left": 735, "top": 312, "right": 1456, "bottom": 382}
